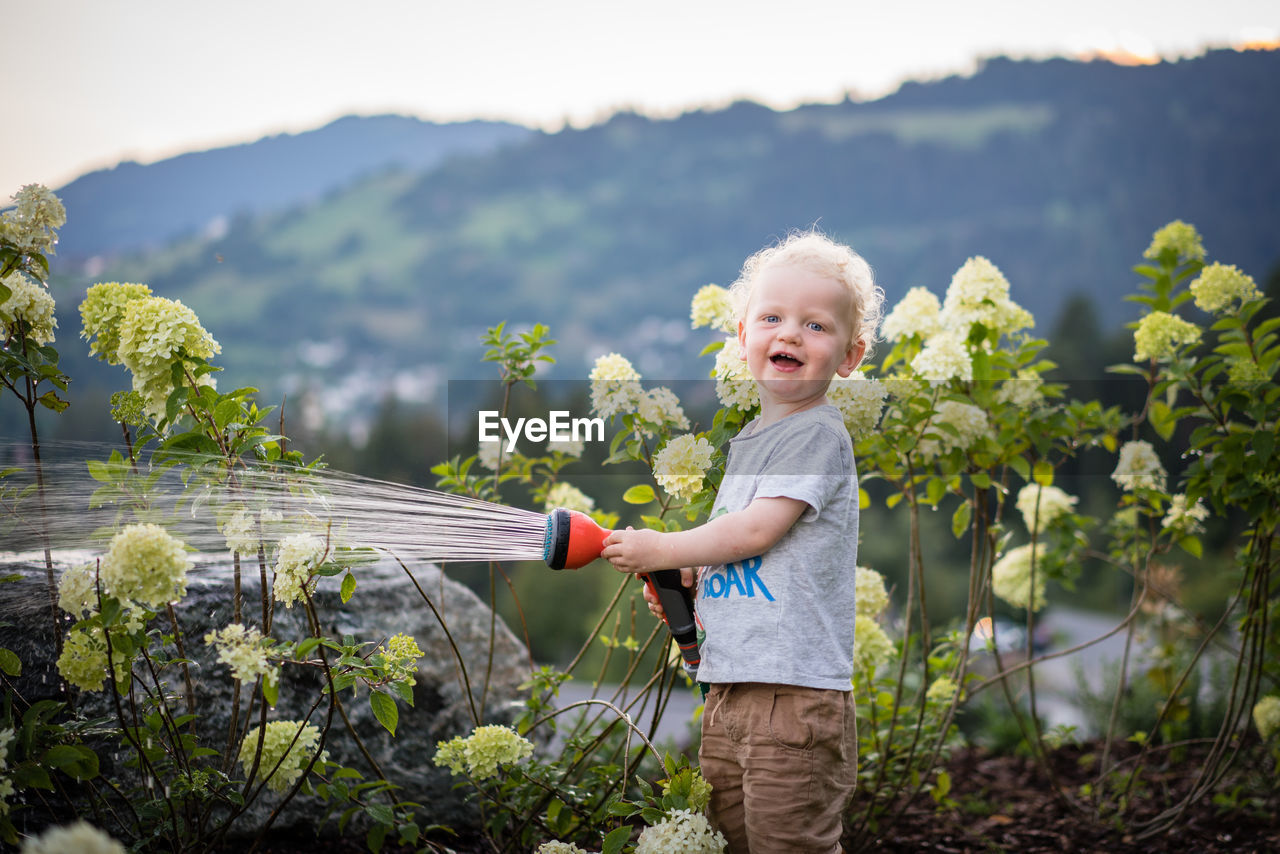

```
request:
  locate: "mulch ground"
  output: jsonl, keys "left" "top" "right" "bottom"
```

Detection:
{"left": 235, "top": 741, "right": 1279, "bottom": 853}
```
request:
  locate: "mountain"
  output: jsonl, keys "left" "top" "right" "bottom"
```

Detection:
{"left": 44, "top": 48, "right": 1280, "bottom": 438}
{"left": 53, "top": 115, "right": 533, "bottom": 257}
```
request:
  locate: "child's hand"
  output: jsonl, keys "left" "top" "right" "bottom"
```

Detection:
{"left": 640, "top": 566, "right": 698, "bottom": 622}
{"left": 601, "top": 526, "right": 667, "bottom": 574}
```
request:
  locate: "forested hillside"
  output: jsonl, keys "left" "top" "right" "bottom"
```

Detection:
{"left": 39, "top": 48, "right": 1280, "bottom": 442}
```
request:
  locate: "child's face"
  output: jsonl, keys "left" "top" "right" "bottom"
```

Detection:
{"left": 738, "top": 263, "right": 865, "bottom": 413}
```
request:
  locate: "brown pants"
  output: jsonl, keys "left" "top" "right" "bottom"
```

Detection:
{"left": 699, "top": 683, "right": 858, "bottom": 853}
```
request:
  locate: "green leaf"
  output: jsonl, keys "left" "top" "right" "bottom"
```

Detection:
{"left": 0, "top": 647, "right": 20, "bottom": 677}
{"left": 43, "top": 744, "right": 99, "bottom": 780}
{"left": 369, "top": 691, "right": 398, "bottom": 736}
{"left": 1149, "top": 400, "right": 1177, "bottom": 441}
{"left": 622, "top": 484, "right": 656, "bottom": 504}
{"left": 951, "top": 502, "right": 971, "bottom": 539}
{"left": 340, "top": 572, "right": 357, "bottom": 604}
{"left": 602, "top": 825, "right": 633, "bottom": 854}
{"left": 1177, "top": 535, "right": 1203, "bottom": 558}
{"left": 1033, "top": 460, "right": 1054, "bottom": 487}
{"left": 858, "top": 487, "right": 870, "bottom": 509}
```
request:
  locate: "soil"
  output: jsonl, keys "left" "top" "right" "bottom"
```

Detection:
{"left": 233, "top": 741, "right": 1279, "bottom": 853}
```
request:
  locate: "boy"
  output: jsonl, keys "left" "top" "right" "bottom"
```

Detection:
{"left": 602, "top": 231, "right": 882, "bottom": 853}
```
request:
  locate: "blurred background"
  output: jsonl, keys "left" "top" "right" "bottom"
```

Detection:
{"left": 5, "top": 0, "right": 1280, "bottom": 700}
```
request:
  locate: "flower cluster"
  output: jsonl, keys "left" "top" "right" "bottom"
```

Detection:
{"left": 117, "top": 295, "right": 221, "bottom": 419}
{"left": 635, "top": 808, "right": 727, "bottom": 854}
{"left": 1, "top": 184, "right": 66, "bottom": 256}
{"left": 239, "top": 720, "right": 328, "bottom": 794}
{"left": 712, "top": 337, "right": 759, "bottom": 411}
{"left": 1, "top": 271, "right": 57, "bottom": 343}
{"left": 652, "top": 434, "right": 716, "bottom": 500}
{"left": 544, "top": 481, "right": 596, "bottom": 514}
{"left": 996, "top": 369, "right": 1045, "bottom": 408}
{"left": 910, "top": 330, "right": 972, "bottom": 383}
{"left": 204, "top": 623, "right": 270, "bottom": 683}
{"left": 1015, "top": 484, "right": 1078, "bottom": 532}
{"left": 1143, "top": 220, "right": 1205, "bottom": 263}
{"left": 1161, "top": 494, "right": 1208, "bottom": 535}
{"left": 854, "top": 614, "right": 895, "bottom": 675}
{"left": 918, "top": 400, "right": 991, "bottom": 458}
{"left": 434, "top": 724, "right": 534, "bottom": 780}
{"left": 18, "top": 821, "right": 125, "bottom": 854}
{"left": 79, "top": 281, "right": 152, "bottom": 364}
{"left": 827, "top": 373, "right": 888, "bottom": 440}
{"left": 56, "top": 626, "right": 130, "bottom": 693}
{"left": 690, "top": 283, "right": 736, "bottom": 332}
{"left": 57, "top": 562, "right": 100, "bottom": 619}
{"left": 378, "top": 633, "right": 424, "bottom": 685}
{"left": 881, "top": 286, "right": 942, "bottom": 342}
{"left": 1253, "top": 695, "right": 1280, "bottom": 741}
{"left": 221, "top": 509, "right": 261, "bottom": 557}
{"left": 992, "top": 543, "right": 1047, "bottom": 612}
{"left": 478, "top": 439, "right": 506, "bottom": 469}
{"left": 272, "top": 533, "right": 328, "bottom": 608}
{"left": 926, "top": 676, "right": 959, "bottom": 705}
{"left": 1, "top": 726, "right": 14, "bottom": 816}
{"left": 99, "top": 523, "right": 191, "bottom": 609}
{"left": 547, "top": 438, "right": 585, "bottom": 457}
{"left": 1133, "top": 311, "right": 1200, "bottom": 362}
{"left": 1111, "top": 440, "right": 1167, "bottom": 492}
{"left": 1189, "top": 262, "right": 1261, "bottom": 314}
{"left": 855, "top": 566, "right": 890, "bottom": 619}
{"left": 636, "top": 386, "right": 690, "bottom": 436}
{"left": 940, "top": 256, "right": 1033, "bottom": 338}
{"left": 535, "top": 843, "right": 592, "bottom": 854}
{"left": 589, "top": 353, "right": 644, "bottom": 419}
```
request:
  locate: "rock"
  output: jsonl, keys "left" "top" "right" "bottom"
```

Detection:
{"left": 0, "top": 550, "right": 532, "bottom": 841}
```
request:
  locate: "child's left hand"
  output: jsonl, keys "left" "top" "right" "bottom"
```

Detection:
{"left": 601, "top": 526, "right": 667, "bottom": 574}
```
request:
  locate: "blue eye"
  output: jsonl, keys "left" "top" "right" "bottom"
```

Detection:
{"left": 808, "top": 321, "right": 824, "bottom": 332}
{"left": 764, "top": 314, "right": 780, "bottom": 323}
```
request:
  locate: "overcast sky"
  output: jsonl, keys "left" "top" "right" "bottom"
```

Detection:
{"left": 4, "top": 0, "right": 1277, "bottom": 195}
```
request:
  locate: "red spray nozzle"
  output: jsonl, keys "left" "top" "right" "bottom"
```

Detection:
{"left": 543, "top": 508, "right": 611, "bottom": 570}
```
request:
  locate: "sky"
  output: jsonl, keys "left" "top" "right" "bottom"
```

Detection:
{"left": 4, "top": 0, "right": 1277, "bottom": 195}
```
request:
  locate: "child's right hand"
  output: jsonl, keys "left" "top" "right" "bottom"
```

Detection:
{"left": 642, "top": 567, "right": 698, "bottom": 621}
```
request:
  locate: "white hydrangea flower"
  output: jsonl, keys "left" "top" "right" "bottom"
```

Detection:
{"left": 57, "top": 562, "right": 99, "bottom": 619}
{"left": 1133, "top": 311, "right": 1200, "bottom": 362}
{"left": 881, "top": 286, "right": 943, "bottom": 342}
{"left": 1016, "top": 484, "right": 1078, "bottom": 532}
{"left": 995, "top": 369, "right": 1045, "bottom": 408}
{"left": 1254, "top": 695, "right": 1280, "bottom": 741}
{"left": 79, "top": 281, "right": 153, "bottom": 364}
{"left": 1143, "top": 220, "right": 1205, "bottom": 263}
{"left": 116, "top": 295, "right": 221, "bottom": 420}
{"left": 477, "top": 439, "right": 505, "bottom": 470}
{"left": 1162, "top": 494, "right": 1208, "bottom": 534}
{"left": 1111, "top": 440, "right": 1166, "bottom": 492}
{"left": 589, "top": 353, "right": 643, "bottom": 419}
{"left": 2, "top": 183, "right": 66, "bottom": 256}
{"left": 652, "top": 434, "right": 715, "bottom": 501}
{"left": 204, "top": 623, "right": 270, "bottom": 683}
{"left": 0, "top": 271, "right": 57, "bottom": 344}
{"left": 221, "top": 509, "right": 260, "bottom": 557}
{"left": 712, "top": 336, "right": 759, "bottom": 411}
{"left": 637, "top": 386, "right": 690, "bottom": 436}
{"left": 272, "top": 533, "right": 328, "bottom": 608}
{"left": 99, "top": 523, "right": 191, "bottom": 609}
{"left": 855, "top": 566, "right": 890, "bottom": 618}
{"left": 926, "top": 676, "right": 959, "bottom": 704}
{"left": 1189, "top": 263, "right": 1261, "bottom": 314}
{"left": 855, "top": 614, "right": 896, "bottom": 675}
{"left": 18, "top": 820, "right": 125, "bottom": 854}
{"left": 827, "top": 373, "right": 888, "bottom": 440}
{"left": 690, "top": 283, "right": 736, "bottom": 332}
{"left": 635, "top": 808, "right": 727, "bottom": 854}
{"left": 546, "top": 438, "right": 585, "bottom": 457}
{"left": 239, "top": 720, "right": 328, "bottom": 794}
{"left": 545, "top": 481, "right": 596, "bottom": 514}
{"left": 434, "top": 724, "right": 534, "bottom": 780}
{"left": 910, "top": 330, "right": 973, "bottom": 383}
{"left": 535, "top": 843, "right": 592, "bottom": 854}
{"left": 940, "top": 256, "right": 1033, "bottom": 338}
{"left": 918, "top": 400, "right": 991, "bottom": 457}
{"left": 992, "top": 543, "right": 1047, "bottom": 612}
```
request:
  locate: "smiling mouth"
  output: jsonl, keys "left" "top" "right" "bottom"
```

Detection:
{"left": 770, "top": 353, "right": 803, "bottom": 368}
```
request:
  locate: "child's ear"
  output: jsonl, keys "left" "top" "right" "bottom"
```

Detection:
{"left": 835, "top": 338, "right": 867, "bottom": 378}
{"left": 737, "top": 320, "right": 747, "bottom": 359}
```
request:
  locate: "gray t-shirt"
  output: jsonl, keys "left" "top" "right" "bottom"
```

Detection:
{"left": 696, "top": 404, "right": 858, "bottom": 691}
